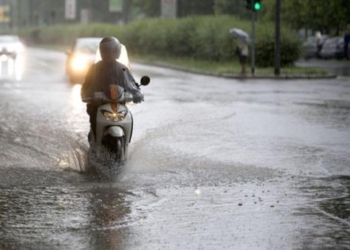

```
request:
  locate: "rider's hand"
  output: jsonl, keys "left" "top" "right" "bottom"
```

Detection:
{"left": 132, "top": 92, "right": 144, "bottom": 103}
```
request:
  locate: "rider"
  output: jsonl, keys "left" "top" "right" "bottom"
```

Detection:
{"left": 81, "top": 37, "right": 144, "bottom": 139}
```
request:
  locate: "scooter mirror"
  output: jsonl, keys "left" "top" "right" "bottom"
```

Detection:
{"left": 140, "top": 76, "right": 150, "bottom": 86}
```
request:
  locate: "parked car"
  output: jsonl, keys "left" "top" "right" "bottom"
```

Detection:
{"left": 302, "top": 36, "right": 317, "bottom": 59}
{"left": 302, "top": 35, "right": 328, "bottom": 59}
{"left": 0, "top": 35, "right": 25, "bottom": 60}
{"left": 316, "top": 35, "right": 329, "bottom": 58}
{"left": 320, "top": 37, "right": 344, "bottom": 59}
{"left": 335, "top": 38, "right": 350, "bottom": 59}
{"left": 334, "top": 37, "right": 345, "bottom": 59}
{"left": 66, "top": 37, "right": 102, "bottom": 84}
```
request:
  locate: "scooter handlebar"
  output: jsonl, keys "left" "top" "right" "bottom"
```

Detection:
{"left": 82, "top": 92, "right": 133, "bottom": 104}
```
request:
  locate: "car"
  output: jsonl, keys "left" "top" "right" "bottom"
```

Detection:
{"left": 319, "top": 37, "right": 346, "bottom": 59}
{"left": 0, "top": 35, "right": 25, "bottom": 60}
{"left": 334, "top": 38, "right": 350, "bottom": 60}
{"left": 301, "top": 35, "right": 329, "bottom": 59}
{"left": 302, "top": 36, "right": 318, "bottom": 59}
{"left": 66, "top": 37, "right": 102, "bottom": 84}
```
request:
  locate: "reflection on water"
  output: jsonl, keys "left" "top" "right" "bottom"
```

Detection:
{"left": 87, "top": 185, "right": 132, "bottom": 250}
{"left": 0, "top": 170, "right": 132, "bottom": 250}
{"left": 0, "top": 55, "right": 25, "bottom": 81}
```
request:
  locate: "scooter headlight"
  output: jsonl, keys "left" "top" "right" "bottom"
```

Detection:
{"left": 102, "top": 110, "right": 127, "bottom": 121}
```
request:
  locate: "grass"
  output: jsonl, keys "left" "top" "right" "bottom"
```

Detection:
{"left": 130, "top": 54, "right": 329, "bottom": 76}
{"left": 33, "top": 44, "right": 329, "bottom": 77}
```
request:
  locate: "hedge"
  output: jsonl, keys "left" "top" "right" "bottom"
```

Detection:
{"left": 18, "top": 15, "right": 301, "bottom": 67}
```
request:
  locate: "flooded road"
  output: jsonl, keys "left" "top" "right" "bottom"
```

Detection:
{"left": 0, "top": 48, "right": 349, "bottom": 250}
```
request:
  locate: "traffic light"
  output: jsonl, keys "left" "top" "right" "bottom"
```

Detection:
{"left": 253, "top": 0, "right": 262, "bottom": 11}
{"left": 246, "top": 0, "right": 262, "bottom": 11}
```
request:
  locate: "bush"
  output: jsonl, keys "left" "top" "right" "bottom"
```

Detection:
{"left": 255, "top": 22, "right": 301, "bottom": 67}
{"left": 18, "top": 15, "right": 301, "bottom": 67}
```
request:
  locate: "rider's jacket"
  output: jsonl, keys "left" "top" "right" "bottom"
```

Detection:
{"left": 81, "top": 60, "right": 144, "bottom": 103}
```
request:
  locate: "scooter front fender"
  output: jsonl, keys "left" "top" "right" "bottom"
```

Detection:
{"left": 104, "top": 126, "right": 124, "bottom": 138}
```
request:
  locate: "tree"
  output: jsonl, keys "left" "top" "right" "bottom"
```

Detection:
{"left": 178, "top": 0, "right": 215, "bottom": 17}
{"left": 133, "top": 0, "right": 160, "bottom": 18}
{"left": 134, "top": 0, "right": 216, "bottom": 18}
{"left": 262, "top": 0, "right": 350, "bottom": 34}
{"left": 214, "top": 0, "right": 250, "bottom": 19}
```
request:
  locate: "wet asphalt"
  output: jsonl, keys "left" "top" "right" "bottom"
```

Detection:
{"left": 0, "top": 48, "right": 349, "bottom": 250}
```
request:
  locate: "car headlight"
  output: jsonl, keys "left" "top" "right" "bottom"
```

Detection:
{"left": 102, "top": 110, "right": 127, "bottom": 121}
{"left": 5, "top": 45, "right": 15, "bottom": 52}
{"left": 71, "top": 55, "right": 88, "bottom": 72}
{"left": 16, "top": 43, "right": 24, "bottom": 52}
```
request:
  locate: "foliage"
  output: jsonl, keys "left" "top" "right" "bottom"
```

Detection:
{"left": 134, "top": 0, "right": 215, "bottom": 18}
{"left": 118, "top": 15, "right": 300, "bottom": 66}
{"left": 215, "top": 0, "right": 350, "bottom": 35}
{"left": 133, "top": 0, "right": 160, "bottom": 17}
{"left": 213, "top": 0, "right": 251, "bottom": 19}
{"left": 262, "top": 0, "right": 350, "bottom": 34}
{"left": 18, "top": 24, "right": 123, "bottom": 45}
{"left": 18, "top": 15, "right": 301, "bottom": 67}
{"left": 254, "top": 23, "right": 301, "bottom": 67}
{"left": 118, "top": 16, "right": 250, "bottom": 62}
{"left": 177, "top": 0, "right": 215, "bottom": 17}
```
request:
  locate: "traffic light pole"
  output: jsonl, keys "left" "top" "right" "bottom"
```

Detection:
{"left": 246, "top": 0, "right": 261, "bottom": 76}
{"left": 274, "top": 0, "right": 281, "bottom": 76}
{"left": 251, "top": 9, "right": 256, "bottom": 76}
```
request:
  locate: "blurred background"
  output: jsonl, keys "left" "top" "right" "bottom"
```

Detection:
{"left": 1, "top": 0, "right": 348, "bottom": 32}
{"left": 2, "top": 0, "right": 221, "bottom": 27}
{"left": 0, "top": 0, "right": 348, "bottom": 78}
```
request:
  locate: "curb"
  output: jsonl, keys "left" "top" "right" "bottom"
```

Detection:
{"left": 133, "top": 60, "right": 337, "bottom": 80}
{"left": 336, "top": 75, "right": 350, "bottom": 80}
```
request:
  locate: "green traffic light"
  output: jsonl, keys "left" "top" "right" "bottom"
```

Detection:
{"left": 254, "top": 2, "right": 261, "bottom": 11}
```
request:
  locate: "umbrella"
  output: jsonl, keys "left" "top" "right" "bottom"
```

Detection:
{"left": 229, "top": 28, "right": 250, "bottom": 43}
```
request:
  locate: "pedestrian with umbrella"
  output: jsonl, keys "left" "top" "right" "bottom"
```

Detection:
{"left": 230, "top": 28, "right": 250, "bottom": 75}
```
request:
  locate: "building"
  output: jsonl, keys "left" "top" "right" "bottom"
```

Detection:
{"left": 4, "top": 0, "right": 127, "bottom": 29}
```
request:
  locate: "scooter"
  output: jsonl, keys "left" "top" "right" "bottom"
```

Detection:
{"left": 83, "top": 76, "right": 150, "bottom": 166}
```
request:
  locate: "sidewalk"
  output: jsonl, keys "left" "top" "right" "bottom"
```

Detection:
{"left": 296, "top": 59, "right": 350, "bottom": 77}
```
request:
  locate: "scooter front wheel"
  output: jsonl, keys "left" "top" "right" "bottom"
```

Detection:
{"left": 115, "top": 137, "right": 125, "bottom": 163}
{"left": 103, "top": 135, "right": 125, "bottom": 163}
